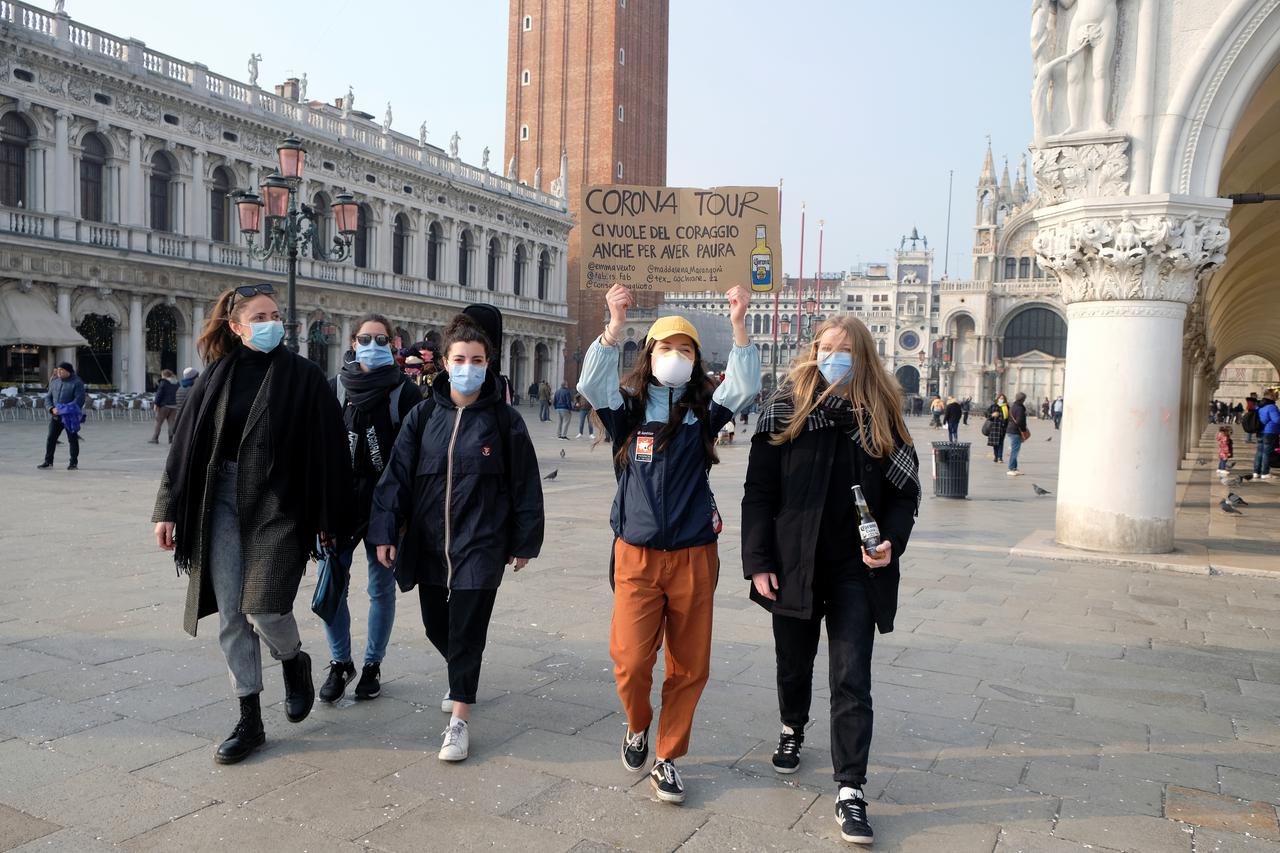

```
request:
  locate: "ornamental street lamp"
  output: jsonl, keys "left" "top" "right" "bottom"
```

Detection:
{"left": 234, "top": 135, "right": 360, "bottom": 353}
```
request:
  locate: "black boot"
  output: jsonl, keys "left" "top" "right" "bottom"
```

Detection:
{"left": 281, "top": 650, "right": 314, "bottom": 723}
{"left": 215, "top": 694, "right": 265, "bottom": 765}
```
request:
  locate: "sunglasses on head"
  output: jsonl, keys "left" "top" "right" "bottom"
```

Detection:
{"left": 355, "top": 333, "right": 390, "bottom": 347}
{"left": 229, "top": 283, "right": 275, "bottom": 310}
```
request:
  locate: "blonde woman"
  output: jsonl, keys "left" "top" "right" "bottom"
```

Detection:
{"left": 741, "top": 315, "right": 920, "bottom": 845}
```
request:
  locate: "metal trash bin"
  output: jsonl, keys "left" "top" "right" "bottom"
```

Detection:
{"left": 931, "top": 441, "right": 971, "bottom": 499}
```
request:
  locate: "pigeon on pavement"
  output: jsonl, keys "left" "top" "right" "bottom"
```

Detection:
{"left": 1045, "top": 436, "right": 1052, "bottom": 442}
{"left": 1032, "top": 484, "right": 1052, "bottom": 496}
{"left": 1196, "top": 457, "right": 1208, "bottom": 465}
{"left": 1220, "top": 499, "right": 1242, "bottom": 514}
{"left": 544, "top": 469, "right": 558, "bottom": 481}
{"left": 560, "top": 448, "right": 566, "bottom": 458}
{"left": 1227, "top": 492, "right": 1249, "bottom": 506}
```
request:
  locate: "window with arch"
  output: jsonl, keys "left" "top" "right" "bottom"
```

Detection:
{"left": 617, "top": 105, "right": 624, "bottom": 122}
{"left": 1018, "top": 257, "right": 1031, "bottom": 279}
{"left": 79, "top": 133, "right": 107, "bottom": 222}
{"left": 522, "top": 14, "right": 532, "bottom": 30}
{"left": 427, "top": 220, "right": 443, "bottom": 280}
{"left": 752, "top": 314, "right": 762, "bottom": 335}
{"left": 616, "top": 161, "right": 623, "bottom": 179}
{"left": 209, "top": 166, "right": 233, "bottom": 242}
{"left": 521, "top": 70, "right": 530, "bottom": 86}
{"left": 354, "top": 204, "right": 370, "bottom": 269}
{"left": 458, "top": 229, "right": 473, "bottom": 286}
{"left": 619, "top": 48, "right": 625, "bottom": 65}
{"left": 513, "top": 243, "right": 527, "bottom": 295}
{"left": 520, "top": 125, "right": 529, "bottom": 141}
{"left": 537, "top": 249, "right": 550, "bottom": 300}
{"left": 1002, "top": 306, "right": 1067, "bottom": 358}
{"left": 149, "top": 151, "right": 174, "bottom": 232}
{"left": 0, "top": 113, "right": 29, "bottom": 208}
{"left": 486, "top": 236, "right": 500, "bottom": 291}
{"left": 1003, "top": 257, "right": 1017, "bottom": 281}
{"left": 393, "top": 213, "right": 409, "bottom": 275}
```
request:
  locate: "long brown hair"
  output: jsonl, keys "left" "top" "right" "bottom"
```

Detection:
{"left": 197, "top": 286, "right": 281, "bottom": 363}
{"left": 610, "top": 337, "right": 719, "bottom": 469}
{"left": 771, "top": 315, "right": 912, "bottom": 456}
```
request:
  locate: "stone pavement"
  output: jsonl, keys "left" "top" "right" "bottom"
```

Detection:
{"left": 0, "top": 409, "right": 1277, "bottom": 852}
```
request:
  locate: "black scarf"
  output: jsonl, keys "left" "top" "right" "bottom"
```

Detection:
{"left": 757, "top": 385, "right": 921, "bottom": 513}
{"left": 163, "top": 344, "right": 353, "bottom": 572}
{"left": 338, "top": 361, "right": 402, "bottom": 413}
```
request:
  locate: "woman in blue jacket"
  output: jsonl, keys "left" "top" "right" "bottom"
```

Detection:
{"left": 578, "top": 283, "right": 760, "bottom": 805}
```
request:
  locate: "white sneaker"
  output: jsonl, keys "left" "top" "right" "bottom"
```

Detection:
{"left": 1259, "top": 474, "right": 1274, "bottom": 481}
{"left": 1007, "top": 470, "right": 1024, "bottom": 477}
{"left": 575, "top": 433, "right": 583, "bottom": 439}
{"left": 438, "top": 718, "right": 469, "bottom": 761}
{"left": 440, "top": 693, "right": 454, "bottom": 714}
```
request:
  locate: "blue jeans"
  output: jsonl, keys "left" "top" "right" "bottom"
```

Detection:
{"left": 947, "top": 423, "right": 959, "bottom": 443}
{"left": 577, "top": 408, "right": 595, "bottom": 436}
{"left": 1008, "top": 431, "right": 1023, "bottom": 471}
{"left": 324, "top": 540, "right": 397, "bottom": 665}
{"left": 1255, "top": 433, "right": 1277, "bottom": 476}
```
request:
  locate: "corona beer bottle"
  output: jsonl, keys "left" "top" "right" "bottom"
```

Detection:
{"left": 851, "top": 485, "right": 883, "bottom": 554}
{"left": 750, "top": 225, "right": 773, "bottom": 292}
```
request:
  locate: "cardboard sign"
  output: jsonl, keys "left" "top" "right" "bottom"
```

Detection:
{"left": 581, "top": 185, "right": 782, "bottom": 293}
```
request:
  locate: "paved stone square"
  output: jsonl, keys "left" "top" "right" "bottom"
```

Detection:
{"left": 0, "top": 410, "right": 1277, "bottom": 852}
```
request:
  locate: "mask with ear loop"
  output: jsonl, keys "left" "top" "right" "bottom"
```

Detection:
{"left": 652, "top": 351, "right": 695, "bottom": 387}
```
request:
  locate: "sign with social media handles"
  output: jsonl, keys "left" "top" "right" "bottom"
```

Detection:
{"left": 581, "top": 185, "right": 781, "bottom": 294}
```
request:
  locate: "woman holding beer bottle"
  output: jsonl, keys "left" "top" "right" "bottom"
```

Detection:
{"left": 741, "top": 315, "right": 919, "bottom": 846}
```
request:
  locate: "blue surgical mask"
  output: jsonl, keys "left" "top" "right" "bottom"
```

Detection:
{"left": 355, "top": 341, "right": 395, "bottom": 368}
{"left": 449, "top": 363, "right": 486, "bottom": 396}
{"left": 246, "top": 321, "right": 284, "bottom": 353}
{"left": 817, "top": 351, "right": 854, "bottom": 387}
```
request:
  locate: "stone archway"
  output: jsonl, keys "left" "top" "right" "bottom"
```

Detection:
{"left": 895, "top": 365, "right": 920, "bottom": 396}
{"left": 76, "top": 314, "right": 117, "bottom": 386}
{"left": 144, "top": 304, "right": 180, "bottom": 390}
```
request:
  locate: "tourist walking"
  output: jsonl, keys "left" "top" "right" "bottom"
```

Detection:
{"left": 742, "top": 314, "right": 919, "bottom": 846}
{"left": 944, "top": 395, "right": 962, "bottom": 443}
{"left": 985, "top": 394, "right": 1010, "bottom": 463}
{"left": 38, "top": 361, "right": 85, "bottom": 471}
{"left": 1253, "top": 389, "right": 1279, "bottom": 480}
{"left": 929, "top": 396, "right": 943, "bottom": 428}
{"left": 578, "top": 283, "right": 759, "bottom": 806}
{"left": 538, "top": 380, "right": 552, "bottom": 422}
{"left": 152, "top": 283, "right": 352, "bottom": 765}
{"left": 175, "top": 367, "right": 199, "bottom": 417}
{"left": 1217, "top": 424, "right": 1234, "bottom": 474}
{"left": 149, "top": 369, "right": 179, "bottom": 444}
{"left": 574, "top": 392, "right": 595, "bottom": 439}
{"left": 370, "top": 313, "right": 544, "bottom": 763}
{"left": 1007, "top": 392, "right": 1029, "bottom": 476}
{"left": 316, "top": 314, "right": 422, "bottom": 705}
{"left": 554, "top": 381, "right": 574, "bottom": 439}
{"left": 1052, "top": 395, "right": 1063, "bottom": 430}
{"left": 961, "top": 397, "right": 971, "bottom": 425}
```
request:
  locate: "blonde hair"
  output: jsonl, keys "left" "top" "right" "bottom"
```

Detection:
{"left": 771, "top": 315, "right": 912, "bottom": 457}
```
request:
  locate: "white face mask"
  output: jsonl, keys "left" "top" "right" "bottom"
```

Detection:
{"left": 652, "top": 351, "right": 694, "bottom": 387}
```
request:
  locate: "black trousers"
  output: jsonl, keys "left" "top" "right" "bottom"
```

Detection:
{"left": 44, "top": 418, "right": 79, "bottom": 464}
{"left": 772, "top": 564, "right": 876, "bottom": 786}
{"left": 418, "top": 585, "right": 498, "bottom": 705}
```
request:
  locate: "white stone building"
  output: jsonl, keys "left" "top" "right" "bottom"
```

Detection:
{"left": 0, "top": 1, "right": 573, "bottom": 393}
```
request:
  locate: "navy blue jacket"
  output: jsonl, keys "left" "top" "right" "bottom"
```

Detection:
{"left": 154, "top": 379, "right": 178, "bottom": 407}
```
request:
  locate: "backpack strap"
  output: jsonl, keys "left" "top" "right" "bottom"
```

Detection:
{"left": 389, "top": 382, "right": 404, "bottom": 430}
{"left": 335, "top": 378, "right": 346, "bottom": 409}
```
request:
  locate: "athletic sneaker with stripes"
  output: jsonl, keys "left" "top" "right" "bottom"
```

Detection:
{"left": 772, "top": 724, "right": 803, "bottom": 774}
{"left": 835, "top": 787, "right": 873, "bottom": 845}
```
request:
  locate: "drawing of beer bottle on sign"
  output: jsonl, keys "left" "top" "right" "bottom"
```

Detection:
{"left": 750, "top": 225, "right": 774, "bottom": 292}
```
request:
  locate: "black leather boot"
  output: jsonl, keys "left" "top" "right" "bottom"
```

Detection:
{"left": 281, "top": 650, "right": 314, "bottom": 723}
{"left": 215, "top": 694, "right": 265, "bottom": 765}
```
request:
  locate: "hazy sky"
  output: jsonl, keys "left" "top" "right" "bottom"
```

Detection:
{"left": 58, "top": 0, "right": 1033, "bottom": 279}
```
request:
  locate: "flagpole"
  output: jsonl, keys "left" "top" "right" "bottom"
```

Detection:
{"left": 772, "top": 178, "right": 782, "bottom": 392}
{"left": 815, "top": 219, "right": 825, "bottom": 337}
{"left": 796, "top": 203, "right": 806, "bottom": 360}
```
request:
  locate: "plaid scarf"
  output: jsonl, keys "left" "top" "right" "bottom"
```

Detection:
{"left": 756, "top": 390, "right": 921, "bottom": 513}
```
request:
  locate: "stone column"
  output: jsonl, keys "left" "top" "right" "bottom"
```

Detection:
{"left": 52, "top": 111, "right": 73, "bottom": 219}
{"left": 189, "top": 149, "right": 207, "bottom": 242}
{"left": 1034, "top": 196, "right": 1231, "bottom": 553}
{"left": 128, "top": 294, "right": 146, "bottom": 393}
{"left": 126, "top": 131, "right": 145, "bottom": 227}
{"left": 190, "top": 302, "right": 205, "bottom": 370}
{"left": 55, "top": 287, "right": 75, "bottom": 366}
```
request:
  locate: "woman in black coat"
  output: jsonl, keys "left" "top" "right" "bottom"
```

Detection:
{"left": 370, "top": 314, "right": 544, "bottom": 764}
{"left": 742, "top": 315, "right": 920, "bottom": 846}
{"left": 986, "top": 394, "right": 1010, "bottom": 462}
{"left": 152, "top": 283, "right": 352, "bottom": 766}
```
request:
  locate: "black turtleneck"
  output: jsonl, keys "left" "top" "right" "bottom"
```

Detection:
{"left": 221, "top": 345, "right": 274, "bottom": 461}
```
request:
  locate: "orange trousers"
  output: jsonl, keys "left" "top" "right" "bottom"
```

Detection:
{"left": 610, "top": 539, "right": 719, "bottom": 761}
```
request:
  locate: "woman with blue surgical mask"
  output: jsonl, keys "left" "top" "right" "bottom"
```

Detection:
{"left": 152, "top": 283, "right": 353, "bottom": 766}
{"left": 316, "top": 314, "right": 423, "bottom": 707}
{"left": 741, "top": 316, "right": 920, "bottom": 845}
{"left": 370, "top": 313, "right": 544, "bottom": 763}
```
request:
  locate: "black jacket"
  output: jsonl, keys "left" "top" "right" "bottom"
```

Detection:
{"left": 154, "top": 378, "right": 178, "bottom": 407}
{"left": 1009, "top": 402, "right": 1029, "bottom": 434}
{"left": 369, "top": 373, "right": 544, "bottom": 591}
{"left": 944, "top": 402, "right": 962, "bottom": 426}
{"left": 741, "top": 427, "right": 918, "bottom": 633}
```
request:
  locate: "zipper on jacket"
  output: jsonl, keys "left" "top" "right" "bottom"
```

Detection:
{"left": 443, "top": 405, "right": 465, "bottom": 588}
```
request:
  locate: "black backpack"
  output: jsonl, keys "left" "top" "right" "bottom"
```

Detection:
{"left": 1242, "top": 409, "right": 1261, "bottom": 433}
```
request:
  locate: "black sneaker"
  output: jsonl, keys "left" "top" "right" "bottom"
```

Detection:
{"left": 67, "top": 462, "right": 78, "bottom": 470}
{"left": 772, "top": 725, "right": 803, "bottom": 774}
{"left": 835, "top": 790, "right": 874, "bottom": 845}
{"left": 318, "top": 660, "right": 355, "bottom": 704}
{"left": 37, "top": 462, "right": 52, "bottom": 469}
{"left": 621, "top": 727, "right": 649, "bottom": 772}
{"left": 649, "top": 759, "right": 685, "bottom": 804}
{"left": 354, "top": 662, "right": 381, "bottom": 700}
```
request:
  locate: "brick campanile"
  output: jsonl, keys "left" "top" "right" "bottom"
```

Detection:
{"left": 505, "top": 0, "right": 670, "bottom": 384}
